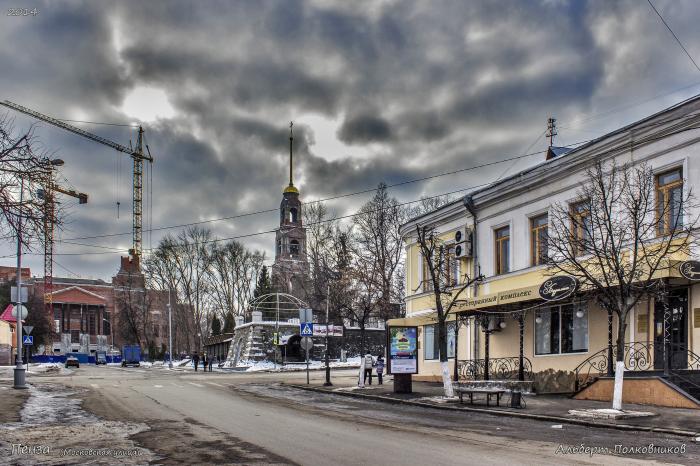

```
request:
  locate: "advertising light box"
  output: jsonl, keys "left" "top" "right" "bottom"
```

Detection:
{"left": 388, "top": 326, "right": 418, "bottom": 375}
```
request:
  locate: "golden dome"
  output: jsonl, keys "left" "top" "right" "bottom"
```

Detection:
{"left": 284, "top": 184, "right": 299, "bottom": 194}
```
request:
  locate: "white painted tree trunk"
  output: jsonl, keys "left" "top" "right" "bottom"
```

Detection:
{"left": 358, "top": 359, "right": 365, "bottom": 387}
{"left": 441, "top": 361, "right": 454, "bottom": 397}
{"left": 612, "top": 361, "right": 625, "bottom": 410}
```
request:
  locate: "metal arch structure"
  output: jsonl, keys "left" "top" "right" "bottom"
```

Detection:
{"left": 247, "top": 292, "right": 309, "bottom": 323}
{"left": 248, "top": 293, "right": 309, "bottom": 369}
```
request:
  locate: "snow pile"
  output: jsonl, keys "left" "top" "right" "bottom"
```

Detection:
{"left": 238, "top": 357, "right": 362, "bottom": 372}
{"left": 174, "top": 358, "right": 191, "bottom": 367}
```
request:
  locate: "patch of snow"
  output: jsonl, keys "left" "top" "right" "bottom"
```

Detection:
{"left": 414, "top": 395, "right": 459, "bottom": 404}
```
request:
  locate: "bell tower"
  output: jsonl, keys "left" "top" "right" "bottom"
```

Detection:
{"left": 272, "top": 123, "right": 309, "bottom": 297}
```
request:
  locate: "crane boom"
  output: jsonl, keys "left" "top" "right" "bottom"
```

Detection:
{"left": 0, "top": 100, "right": 153, "bottom": 258}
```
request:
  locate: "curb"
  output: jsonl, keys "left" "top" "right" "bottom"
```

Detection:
{"left": 285, "top": 383, "right": 699, "bottom": 438}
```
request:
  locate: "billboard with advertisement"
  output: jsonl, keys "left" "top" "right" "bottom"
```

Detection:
{"left": 388, "top": 326, "right": 418, "bottom": 374}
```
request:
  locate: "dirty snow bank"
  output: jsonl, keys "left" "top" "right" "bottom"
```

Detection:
{"left": 0, "top": 384, "right": 157, "bottom": 465}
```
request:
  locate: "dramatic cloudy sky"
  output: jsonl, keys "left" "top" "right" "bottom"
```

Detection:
{"left": 1, "top": 0, "right": 700, "bottom": 281}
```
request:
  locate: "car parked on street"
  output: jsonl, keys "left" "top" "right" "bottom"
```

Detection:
{"left": 95, "top": 351, "right": 107, "bottom": 365}
{"left": 65, "top": 355, "right": 80, "bottom": 368}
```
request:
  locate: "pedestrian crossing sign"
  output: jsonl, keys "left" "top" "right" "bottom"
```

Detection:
{"left": 23, "top": 335, "right": 33, "bottom": 345}
{"left": 300, "top": 323, "right": 313, "bottom": 336}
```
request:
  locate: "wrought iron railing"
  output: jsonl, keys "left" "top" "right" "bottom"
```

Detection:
{"left": 457, "top": 356, "right": 533, "bottom": 382}
{"left": 573, "top": 342, "right": 700, "bottom": 392}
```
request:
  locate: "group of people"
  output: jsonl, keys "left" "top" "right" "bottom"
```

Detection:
{"left": 191, "top": 353, "right": 217, "bottom": 372}
{"left": 362, "top": 353, "right": 385, "bottom": 385}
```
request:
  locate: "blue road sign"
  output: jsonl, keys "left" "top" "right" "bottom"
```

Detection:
{"left": 23, "top": 335, "right": 33, "bottom": 345}
{"left": 300, "top": 323, "right": 314, "bottom": 336}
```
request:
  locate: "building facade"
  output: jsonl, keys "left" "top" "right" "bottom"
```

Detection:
{"left": 394, "top": 95, "right": 700, "bottom": 406}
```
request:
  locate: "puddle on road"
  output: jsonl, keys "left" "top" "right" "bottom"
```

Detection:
{"left": 0, "top": 384, "right": 157, "bottom": 465}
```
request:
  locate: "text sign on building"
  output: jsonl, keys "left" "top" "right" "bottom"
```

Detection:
{"left": 312, "top": 325, "right": 344, "bottom": 337}
{"left": 387, "top": 326, "right": 418, "bottom": 375}
{"left": 679, "top": 260, "right": 700, "bottom": 281}
{"left": 539, "top": 276, "right": 578, "bottom": 302}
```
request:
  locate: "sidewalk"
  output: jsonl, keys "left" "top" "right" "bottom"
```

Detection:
{"left": 288, "top": 375, "right": 700, "bottom": 438}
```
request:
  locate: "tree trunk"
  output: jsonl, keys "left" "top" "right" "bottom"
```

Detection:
{"left": 612, "top": 313, "right": 628, "bottom": 411}
{"left": 438, "top": 320, "right": 454, "bottom": 397}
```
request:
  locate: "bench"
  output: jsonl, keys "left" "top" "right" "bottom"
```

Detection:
{"left": 454, "top": 387, "right": 506, "bottom": 407}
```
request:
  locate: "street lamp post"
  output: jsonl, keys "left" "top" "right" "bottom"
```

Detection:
{"left": 13, "top": 177, "right": 26, "bottom": 389}
{"left": 324, "top": 282, "right": 332, "bottom": 387}
{"left": 167, "top": 288, "right": 173, "bottom": 369}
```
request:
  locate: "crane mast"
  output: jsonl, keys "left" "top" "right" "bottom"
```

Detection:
{"left": 0, "top": 100, "right": 153, "bottom": 258}
{"left": 41, "top": 173, "right": 88, "bottom": 328}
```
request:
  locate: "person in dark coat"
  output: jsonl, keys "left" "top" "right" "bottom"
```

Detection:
{"left": 376, "top": 355, "right": 385, "bottom": 385}
{"left": 193, "top": 353, "right": 199, "bottom": 371}
{"left": 202, "top": 353, "right": 208, "bottom": 372}
{"left": 209, "top": 355, "right": 215, "bottom": 372}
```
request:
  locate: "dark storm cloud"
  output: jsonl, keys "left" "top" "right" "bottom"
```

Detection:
{"left": 2, "top": 0, "right": 700, "bottom": 280}
{"left": 337, "top": 114, "right": 393, "bottom": 144}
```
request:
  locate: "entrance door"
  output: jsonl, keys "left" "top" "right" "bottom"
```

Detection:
{"left": 653, "top": 289, "right": 688, "bottom": 370}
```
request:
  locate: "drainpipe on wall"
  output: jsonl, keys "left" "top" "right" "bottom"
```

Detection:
{"left": 464, "top": 195, "right": 479, "bottom": 361}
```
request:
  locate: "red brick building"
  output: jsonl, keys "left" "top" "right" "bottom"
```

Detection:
{"left": 13, "top": 256, "right": 187, "bottom": 359}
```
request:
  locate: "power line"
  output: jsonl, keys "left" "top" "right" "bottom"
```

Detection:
{"left": 646, "top": 0, "right": 700, "bottom": 74}
{"left": 60, "top": 140, "right": 594, "bottom": 243}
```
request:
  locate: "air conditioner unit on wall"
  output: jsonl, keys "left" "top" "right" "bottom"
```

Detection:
{"left": 454, "top": 227, "right": 473, "bottom": 258}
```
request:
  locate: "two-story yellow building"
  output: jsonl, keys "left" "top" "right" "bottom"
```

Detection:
{"left": 390, "top": 95, "right": 700, "bottom": 408}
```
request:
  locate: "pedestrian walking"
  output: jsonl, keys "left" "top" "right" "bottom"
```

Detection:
{"left": 202, "top": 353, "right": 208, "bottom": 372}
{"left": 363, "top": 353, "right": 374, "bottom": 385}
{"left": 209, "top": 355, "right": 215, "bottom": 372}
{"left": 376, "top": 355, "right": 385, "bottom": 385}
{"left": 193, "top": 353, "right": 199, "bottom": 372}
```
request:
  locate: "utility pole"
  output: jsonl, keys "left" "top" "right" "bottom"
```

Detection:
{"left": 168, "top": 288, "right": 173, "bottom": 369}
{"left": 14, "top": 178, "right": 26, "bottom": 389}
{"left": 324, "top": 282, "right": 332, "bottom": 386}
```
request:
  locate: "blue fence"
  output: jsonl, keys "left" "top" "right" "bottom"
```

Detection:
{"left": 31, "top": 354, "right": 123, "bottom": 364}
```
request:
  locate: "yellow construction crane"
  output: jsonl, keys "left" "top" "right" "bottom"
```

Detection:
{"left": 39, "top": 163, "right": 88, "bottom": 321}
{"left": 0, "top": 100, "right": 153, "bottom": 259}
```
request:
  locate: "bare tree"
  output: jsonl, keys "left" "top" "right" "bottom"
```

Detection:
{"left": 354, "top": 183, "right": 404, "bottom": 322}
{"left": 546, "top": 161, "right": 698, "bottom": 410}
{"left": 153, "top": 227, "right": 213, "bottom": 351}
{"left": 0, "top": 115, "right": 58, "bottom": 244}
{"left": 415, "top": 224, "right": 483, "bottom": 397}
{"left": 301, "top": 201, "right": 340, "bottom": 312}
{"left": 208, "top": 240, "right": 264, "bottom": 325}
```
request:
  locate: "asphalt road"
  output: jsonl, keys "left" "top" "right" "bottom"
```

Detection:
{"left": 9, "top": 365, "right": 698, "bottom": 465}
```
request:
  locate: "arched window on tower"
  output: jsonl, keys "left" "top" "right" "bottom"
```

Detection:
{"left": 289, "top": 207, "right": 298, "bottom": 223}
{"left": 290, "top": 239, "right": 300, "bottom": 256}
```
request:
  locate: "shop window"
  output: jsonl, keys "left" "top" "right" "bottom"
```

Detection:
{"left": 424, "top": 323, "right": 456, "bottom": 359}
{"left": 656, "top": 167, "right": 683, "bottom": 236}
{"left": 530, "top": 214, "right": 548, "bottom": 266}
{"left": 494, "top": 226, "right": 510, "bottom": 274}
{"left": 535, "top": 304, "right": 588, "bottom": 355}
{"left": 570, "top": 200, "right": 592, "bottom": 255}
